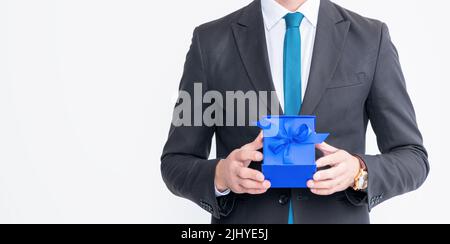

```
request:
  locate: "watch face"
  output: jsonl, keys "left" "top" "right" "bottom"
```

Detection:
{"left": 361, "top": 172, "right": 368, "bottom": 190}
{"left": 354, "top": 170, "right": 368, "bottom": 191}
{"left": 358, "top": 177, "right": 365, "bottom": 189}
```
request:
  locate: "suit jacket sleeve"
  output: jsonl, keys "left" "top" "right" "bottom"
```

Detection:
{"left": 348, "top": 23, "right": 430, "bottom": 210}
{"left": 160, "top": 28, "right": 235, "bottom": 219}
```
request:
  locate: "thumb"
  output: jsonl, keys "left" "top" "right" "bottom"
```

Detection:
{"left": 241, "top": 131, "right": 263, "bottom": 151}
{"left": 315, "top": 142, "right": 338, "bottom": 156}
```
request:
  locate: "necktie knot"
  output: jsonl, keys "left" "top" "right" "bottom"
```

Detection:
{"left": 284, "top": 12, "right": 304, "bottom": 28}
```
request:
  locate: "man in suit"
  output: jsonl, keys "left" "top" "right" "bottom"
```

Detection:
{"left": 161, "top": 0, "right": 429, "bottom": 224}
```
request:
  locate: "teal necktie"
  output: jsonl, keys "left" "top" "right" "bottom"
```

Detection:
{"left": 283, "top": 12, "right": 304, "bottom": 224}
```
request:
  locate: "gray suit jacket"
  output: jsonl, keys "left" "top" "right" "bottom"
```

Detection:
{"left": 161, "top": 0, "right": 429, "bottom": 224}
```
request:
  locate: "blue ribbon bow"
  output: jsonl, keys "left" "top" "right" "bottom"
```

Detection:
{"left": 257, "top": 118, "right": 328, "bottom": 164}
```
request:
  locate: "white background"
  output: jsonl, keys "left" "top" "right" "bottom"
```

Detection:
{"left": 0, "top": 0, "right": 449, "bottom": 224}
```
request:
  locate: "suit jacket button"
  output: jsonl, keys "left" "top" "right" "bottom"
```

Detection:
{"left": 279, "top": 195, "right": 289, "bottom": 205}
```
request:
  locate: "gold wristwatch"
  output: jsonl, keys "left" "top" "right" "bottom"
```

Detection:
{"left": 353, "top": 157, "right": 368, "bottom": 191}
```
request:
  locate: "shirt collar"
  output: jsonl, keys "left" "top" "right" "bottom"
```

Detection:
{"left": 261, "top": 0, "right": 320, "bottom": 30}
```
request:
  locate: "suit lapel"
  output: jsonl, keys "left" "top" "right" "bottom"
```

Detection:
{"left": 301, "top": 0, "right": 350, "bottom": 115}
{"left": 232, "top": 0, "right": 282, "bottom": 115}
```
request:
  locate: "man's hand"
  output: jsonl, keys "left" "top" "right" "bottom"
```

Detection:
{"left": 215, "top": 133, "right": 271, "bottom": 195}
{"left": 307, "top": 142, "right": 361, "bottom": 196}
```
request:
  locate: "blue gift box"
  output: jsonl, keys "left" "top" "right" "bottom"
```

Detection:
{"left": 257, "top": 116, "right": 329, "bottom": 188}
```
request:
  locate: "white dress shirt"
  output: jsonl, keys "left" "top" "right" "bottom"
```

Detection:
{"left": 216, "top": 0, "right": 320, "bottom": 197}
{"left": 262, "top": 0, "right": 320, "bottom": 111}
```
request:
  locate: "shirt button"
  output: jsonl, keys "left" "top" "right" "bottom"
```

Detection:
{"left": 279, "top": 195, "right": 290, "bottom": 205}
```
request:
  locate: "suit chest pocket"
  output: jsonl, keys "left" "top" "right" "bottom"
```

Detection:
{"left": 326, "top": 72, "right": 366, "bottom": 90}
{"left": 317, "top": 72, "right": 369, "bottom": 119}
